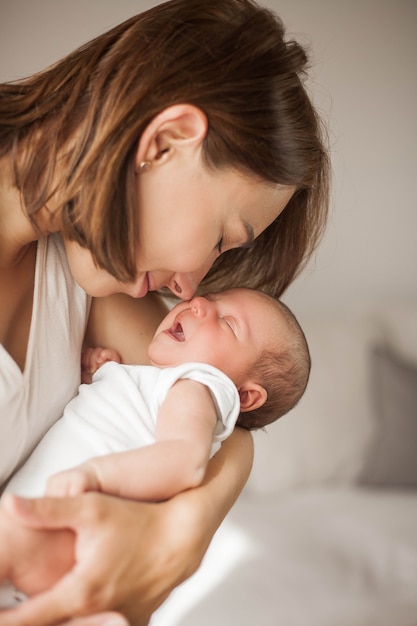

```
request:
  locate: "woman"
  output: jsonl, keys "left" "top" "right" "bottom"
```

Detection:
{"left": 0, "top": 0, "right": 329, "bottom": 624}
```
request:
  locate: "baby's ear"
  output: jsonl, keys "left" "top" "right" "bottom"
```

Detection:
{"left": 238, "top": 383, "right": 267, "bottom": 412}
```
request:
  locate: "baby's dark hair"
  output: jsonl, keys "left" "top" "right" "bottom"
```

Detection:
{"left": 237, "top": 297, "right": 310, "bottom": 430}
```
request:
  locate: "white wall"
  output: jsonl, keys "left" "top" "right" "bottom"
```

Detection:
{"left": 275, "top": 1, "right": 417, "bottom": 314}
{"left": 1, "top": 0, "right": 416, "bottom": 314}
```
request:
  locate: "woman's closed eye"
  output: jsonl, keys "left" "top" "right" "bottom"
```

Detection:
{"left": 216, "top": 226, "right": 255, "bottom": 255}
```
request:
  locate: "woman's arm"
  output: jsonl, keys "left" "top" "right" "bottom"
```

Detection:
{"left": 0, "top": 428, "right": 253, "bottom": 626}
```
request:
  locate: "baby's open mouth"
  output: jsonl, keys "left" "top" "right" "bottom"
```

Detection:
{"left": 167, "top": 320, "right": 185, "bottom": 341}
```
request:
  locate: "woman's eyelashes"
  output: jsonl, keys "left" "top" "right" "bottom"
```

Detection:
{"left": 216, "top": 235, "right": 236, "bottom": 255}
{"left": 216, "top": 232, "right": 252, "bottom": 255}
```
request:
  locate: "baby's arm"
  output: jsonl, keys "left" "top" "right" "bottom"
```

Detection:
{"left": 46, "top": 379, "right": 218, "bottom": 501}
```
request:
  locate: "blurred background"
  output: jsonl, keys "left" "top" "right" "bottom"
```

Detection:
{"left": 1, "top": 2, "right": 416, "bottom": 625}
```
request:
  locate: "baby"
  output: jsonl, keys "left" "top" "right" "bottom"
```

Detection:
{"left": 0, "top": 288, "right": 310, "bottom": 598}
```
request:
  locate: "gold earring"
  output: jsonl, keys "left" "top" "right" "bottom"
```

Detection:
{"left": 138, "top": 161, "right": 151, "bottom": 173}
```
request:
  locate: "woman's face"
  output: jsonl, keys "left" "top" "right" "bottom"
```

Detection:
{"left": 64, "top": 155, "right": 294, "bottom": 300}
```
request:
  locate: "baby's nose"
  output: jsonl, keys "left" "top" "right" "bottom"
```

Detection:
{"left": 190, "top": 296, "right": 210, "bottom": 318}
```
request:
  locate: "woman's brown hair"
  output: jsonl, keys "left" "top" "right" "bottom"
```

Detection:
{"left": 0, "top": 0, "right": 330, "bottom": 298}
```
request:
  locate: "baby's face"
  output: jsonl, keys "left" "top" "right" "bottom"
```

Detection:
{"left": 148, "top": 288, "right": 284, "bottom": 386}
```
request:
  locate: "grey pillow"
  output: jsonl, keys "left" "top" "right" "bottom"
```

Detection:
{"left": 360, "top": 345, "right": 417, "bottom": 487}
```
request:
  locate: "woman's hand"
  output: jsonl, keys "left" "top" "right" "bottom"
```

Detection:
{"left": 0, "top": 494, "right": 183, "bottom": 626}
{"left": 0, "top": 428, "right": 253, "bottom": 626}
{"left": 30, "top": 614, "right": 129, "bottom": 626}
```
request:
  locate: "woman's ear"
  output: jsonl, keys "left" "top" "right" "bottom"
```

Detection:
{"left": 238, "top": 383, "right": 268, "bottom": 413}
{"left": 135, "top": 104, "right": 208, "bottom": 168}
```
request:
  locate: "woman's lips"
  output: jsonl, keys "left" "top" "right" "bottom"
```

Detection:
{"left": 146, "top": 272, "right": 156, "bottom": 291}
{"left": 133, "top": 273, "right": 149, "bottom": 298}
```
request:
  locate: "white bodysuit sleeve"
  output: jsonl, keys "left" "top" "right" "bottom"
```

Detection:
{"left": 150, "top": 362, "right": 240, "bottom": 457}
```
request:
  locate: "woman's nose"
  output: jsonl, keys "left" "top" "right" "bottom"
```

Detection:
{"left": 167, "top": 273, "right": 198, "bottom": 300}
{"left": 168, "top": 262, "right": 212, "bottom": 300}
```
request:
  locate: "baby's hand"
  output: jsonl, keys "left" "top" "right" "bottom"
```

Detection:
{"left": 81, "top": 346, "right": 122, "bottom": 384}
{"left": 45, "top": 464, "right": 100, "bottom": 497}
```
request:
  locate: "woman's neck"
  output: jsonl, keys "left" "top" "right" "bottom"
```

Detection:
{"left": 0, "top": 156, "right": 59, "bottom": 268}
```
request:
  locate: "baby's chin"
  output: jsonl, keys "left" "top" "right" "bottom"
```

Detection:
{"left": 147, "top": 347, "right": 189, "bottom": 369}
{"left": 148, "top": 357, "right": 184, "bottom": 368}
{"left": 147, "top": 345, "right": 174, "bottom": 369}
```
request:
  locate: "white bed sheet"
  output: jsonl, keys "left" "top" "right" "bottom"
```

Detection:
{"left": 152, "top": 487, "right": 417, "bottom": 626}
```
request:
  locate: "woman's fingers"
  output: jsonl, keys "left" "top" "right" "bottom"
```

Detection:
{"left": 0, "top": 602, "right": 130, "bottom": 626}
{"left": 0, "top": 493, "right": 175, "bottom": 624}
{"left": 64, "top": 615, "right": 130, "bottom": 626}
{"left": 0, "top": 581, "right": 134, "bottom": 626}
{"left": 0, "top": 553, "right": 118, "bottom": 626}
{"left": 1, "top": 493, "right": 83, "bottom": 530}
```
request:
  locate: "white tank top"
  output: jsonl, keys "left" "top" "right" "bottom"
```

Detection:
{"left": 0, "top": 234, "right": 90, "bottom": 487}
